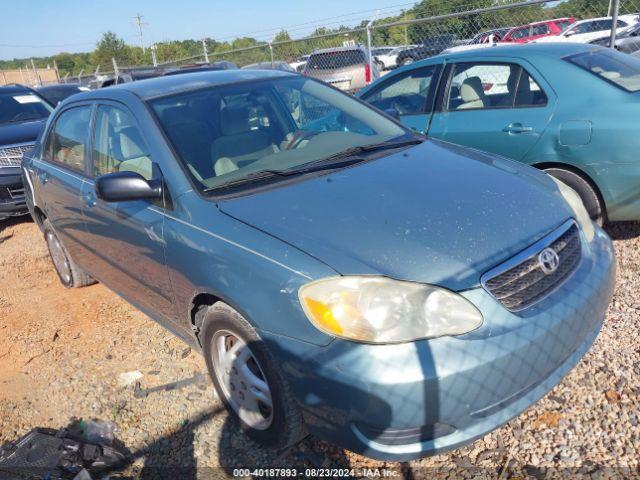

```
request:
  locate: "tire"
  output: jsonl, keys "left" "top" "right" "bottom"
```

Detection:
{"left": 43, "top": 219, "right": 96, "bottom": 288}
{"left": 400, "top": 56, "right": 415, "bottom": 66}
{"left": 201, "top": 303, "right": 306, "bottom": 449}
{"left": 544, "top": 168, "right": 606, "bottom": 226}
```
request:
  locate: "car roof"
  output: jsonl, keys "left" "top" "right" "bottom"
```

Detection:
{"left": 0, "top": 84, "right": 34, "bottom": 94}
{"left": 310, "top": 45, "right": 365, "bottom": 54}
{"left": 68, "top": 69, "right": 296, "bottom": 101}
{"left": 515, "top": 17, "right": 573, "bottom": 28}
{"left": 573, "top": 14, "right": 638, "bottom": 24}
{"left": 432, "top": 42, "right": 600, "bottom": 61}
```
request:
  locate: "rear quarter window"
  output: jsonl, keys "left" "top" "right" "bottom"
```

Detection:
{"left": 566, "top": 49, "right": 640, "bottom": 92}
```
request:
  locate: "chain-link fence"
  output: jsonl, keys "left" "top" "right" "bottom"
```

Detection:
{"left": 63, "top": 0, "right": 640, "bottom": 92}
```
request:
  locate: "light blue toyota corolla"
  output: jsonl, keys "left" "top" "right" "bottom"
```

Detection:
{"left": 23, "top": 70, "right": 615, "bottom": 460}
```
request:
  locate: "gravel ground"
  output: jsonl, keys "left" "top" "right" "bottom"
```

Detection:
{"left": 0, "top": 217, "right": 638, "bottom": 479}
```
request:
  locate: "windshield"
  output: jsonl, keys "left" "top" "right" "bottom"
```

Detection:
{"left": 0, "top": 92, "right": 52, "bottom": 125}
{"left": 566, "top": 49, "right": 640, "bottom": 92}
{"left": 150, "top": 76, "right": 407, "bottom": 192}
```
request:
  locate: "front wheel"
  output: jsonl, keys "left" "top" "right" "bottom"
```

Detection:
{"left": 544, "top": 168, "right": 606, "bottom": 226}
{"left": 201, "top": 303, "right": 306, "bottom": 449}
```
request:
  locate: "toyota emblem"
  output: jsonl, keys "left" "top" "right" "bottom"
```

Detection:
{"left": 538, "top": 248, "right": 560, "bottom": 275}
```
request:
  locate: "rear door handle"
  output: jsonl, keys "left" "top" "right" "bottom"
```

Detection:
{"left": 37, "top": 171, "right": 49, "bottom": 184}
{"left": 503, "top": 123, "right": 533, "bottom": 134}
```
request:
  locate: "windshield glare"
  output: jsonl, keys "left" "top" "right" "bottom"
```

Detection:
{"left": 150, "top": 76, "right": 407, "bottom": 191}
{"left": 0, "top": 92, "right": 52, "bottom": 124}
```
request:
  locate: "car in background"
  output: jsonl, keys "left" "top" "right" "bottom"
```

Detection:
{"left": 0, "top": 85, "right": 52, "bottom": 221}
{"left": 396, "top": 34, "right": 457, "bottom": 65}
{"left": 501, "top": 18, "right": 575, "bottom": 43}
{"left": 23, "top": 69, "right": 615, "bottom": 461}
{"left": 242, "top": 61, "right": 295, "bottom": 72}
{"left": 374, "top": 45, "right": 416, "bottom": 69}
{"left": 36, "top": 83, "right": 90, "bottom": 106}
{"left": 590, "top": 21, "right": 640, "bottom": 52}
{"left": 536, "top": 15, "right": 640, "bottom": 44}
{"left": 304, "top": 45, "right": 379, "bottom": 92}
{"left": 470, "top": 27, "right": 513, "bottom": 44}
{"left": 358, "top": 43, "right": 640, "bottom": 223}
{"left": 289, "top": 55, "right": 310, "bottom": 73}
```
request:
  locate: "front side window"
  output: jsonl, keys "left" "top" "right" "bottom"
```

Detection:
{"left": 361, "top": 66, "right": 436, "bottom": 115}
{"left": 93, "top": 106, "right": 153, "bottom": 180}
{"left": 48, "top": 106, "right": 92, "bottom": 172}
{"left": 0, "top": 92, "right": 52, "bottom": 125}
{"left": 149, "top": 76, "right": 407, "bottom": 192}
{"left": 567, "top": 49, "right": 640, "bottom": 92}
{"left": 447, "top": 63, "right": 547, "bottom": 111}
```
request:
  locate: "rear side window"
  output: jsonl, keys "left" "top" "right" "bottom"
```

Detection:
{"left": 93, "top": 105, "right": 153, "bottom": 180}
{"left": 307, "top": 50, "right": 366, "bottom": 70}
{"left": 48, "top": 106, "right": 92, "bottom": 172}
{"left": 531, "top": 24, "right": 550, "bottom": 36}
{"left": 567, "top": 49, "right": 640, "bottom": 92}
{"left": 510, "top": 27, "right": 530, "bottom": 40}
{"left": 556, "top": 20, "right": 574, "bottom": 31}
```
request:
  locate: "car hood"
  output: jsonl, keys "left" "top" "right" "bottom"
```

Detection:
{"left": 219, "top": 140, "right": 572, "bottom": 291}
{"left": 0, "top": 119, "right": 46, "bottom": 147}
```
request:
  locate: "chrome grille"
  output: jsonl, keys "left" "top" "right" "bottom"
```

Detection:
{"left": 482, "top": 221, "right": 582, "bottom": 311}
{"left": 0, "top": 144, "right": 33, "bottom": 167}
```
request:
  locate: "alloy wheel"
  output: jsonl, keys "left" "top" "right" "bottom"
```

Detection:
{"left": 46, "top": 231, "right": 72, "bottom": 284}
{"left": 211, "top": 330, "right": 274, "bottom": 430}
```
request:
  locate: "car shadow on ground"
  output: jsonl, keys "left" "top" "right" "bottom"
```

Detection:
{"left": 0, "top": 214, "right": 31, "bottom": 239}
{"left": 604, "top": 221, "right": 640, "bottom": 240}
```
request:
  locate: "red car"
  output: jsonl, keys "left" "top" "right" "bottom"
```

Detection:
{"left": 501, "top": 17, "right": 575, "bottom": 43}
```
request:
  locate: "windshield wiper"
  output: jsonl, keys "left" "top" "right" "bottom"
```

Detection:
{"left": 204, "top": 137, "right": 424, "bottom": 193}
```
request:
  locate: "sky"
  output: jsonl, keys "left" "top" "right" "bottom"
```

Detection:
{"left": 0, "top": 0, "right": 416, "bottom": 60}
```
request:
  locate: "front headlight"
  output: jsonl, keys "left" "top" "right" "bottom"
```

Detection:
{"left": 299, "top": 276, "right": 483, "bottom": 344}
{"left": 551, "top": 177, "right": 595, "bottom": 242}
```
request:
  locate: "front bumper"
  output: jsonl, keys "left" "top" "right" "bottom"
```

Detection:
{"left": 0, "top": 168, "right": 28, "bottom": 220}
{"left": 263, "top": 226, "right": 615, "bottom": 461}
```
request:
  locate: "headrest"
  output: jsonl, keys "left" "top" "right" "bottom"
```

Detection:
{"left": 460, "top": 76, "right": 485, "bottom": 103}
{"left": 119, "top": 126, "right": 146, "bottom": 159}
{"left": 221, "top": 106, "right": 251, "bottom": 136}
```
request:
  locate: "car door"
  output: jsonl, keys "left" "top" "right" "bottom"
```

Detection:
{"left": 427, "top": 59, "right": 556, "bottom": 161}
{"left": 359, "top": 64, "right": 441, "bottom": 133}
{"left": 80, "top": 102, "right": 176, "bottom": 323}
{"left": 35, "top": 104, "right": 93, "bottom": 267}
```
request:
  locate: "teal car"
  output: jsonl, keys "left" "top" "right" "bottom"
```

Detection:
{"left": 358, "top": 43, "right": 640, "bottom": 224}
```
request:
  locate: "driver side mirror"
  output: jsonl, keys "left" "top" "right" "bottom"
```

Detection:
{"left": 384, "top": 108, "right": 401, "bottom": 120}
{"left": 95, "top": 171, "right": 162, "bottom": 203}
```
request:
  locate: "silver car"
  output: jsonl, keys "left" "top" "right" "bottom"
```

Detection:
{"left": 304, "top": 45, "right": 380, "bottom": 93}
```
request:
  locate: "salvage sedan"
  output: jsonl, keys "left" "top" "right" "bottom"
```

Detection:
{"left": 23, "top": 70, "right": 615, "bottom": 460}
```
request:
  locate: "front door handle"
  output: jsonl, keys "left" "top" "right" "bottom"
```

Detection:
{"left": 503, "top": 123, "right": 533, "bottom": 134}
{"left": 83, "top": 191, "right": 96, "bottom": 208}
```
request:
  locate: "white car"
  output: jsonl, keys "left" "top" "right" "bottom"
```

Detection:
{"left": 289, "top": 55, "right": 309, "bottom": 73}
{"left": 536, "top": 14, "right": 640, "bottom": 44}
{"left": 374, "top": 45, "right": 416, "bottom": 70}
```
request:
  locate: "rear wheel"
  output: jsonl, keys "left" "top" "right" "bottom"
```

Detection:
{"left": 43, "top": 219, "right": 96, "bottom": 288}
{"left": 201, "top": 303, "right": 306, "bottom": 449}
{"left": 400, "top": 57, "right": 415, "bottom": 66}
{"left": 544, "top": 168, "right": 605, "bottom": 226}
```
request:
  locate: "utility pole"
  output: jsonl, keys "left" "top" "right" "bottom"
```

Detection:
{"left": 151, "top": 44, "right": 158, "bottom": 67}
{"left": 202, "top": 39, "right": 209, "bottom": 63}
{"left": 134, "top": 13, "right": 148, "bottom": 53}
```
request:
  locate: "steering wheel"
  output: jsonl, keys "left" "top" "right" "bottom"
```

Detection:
{"left": 284, "top": 130, "right": 320, "bottom": 150}
{"left": 390, "top": 96, "right": 419, "bottom": 115}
